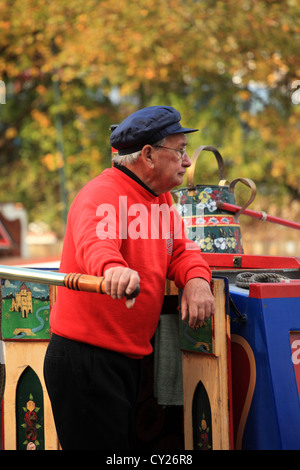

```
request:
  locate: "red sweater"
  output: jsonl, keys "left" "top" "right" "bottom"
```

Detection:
{"left": 50, "top": 166, "right": 211, "bottom": 358}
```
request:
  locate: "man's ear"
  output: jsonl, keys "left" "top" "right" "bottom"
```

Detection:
{"left": 141, "top": 145, "right": 154, "bottom": 168}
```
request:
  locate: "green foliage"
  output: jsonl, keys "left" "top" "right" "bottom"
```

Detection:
{"left": 0, "top": 0, "right": 299, "bottom": 234}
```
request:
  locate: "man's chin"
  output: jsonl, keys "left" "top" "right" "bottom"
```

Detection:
{"left": 176, "top": 174, "right": 185, "bottom": 185}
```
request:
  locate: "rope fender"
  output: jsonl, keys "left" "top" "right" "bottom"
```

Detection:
{"left": 236, "top": 272, "right": 290, "bottom": 289}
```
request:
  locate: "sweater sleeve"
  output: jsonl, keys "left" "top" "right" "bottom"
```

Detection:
{"left": 166, "top": 194, "right": 212, "bottom": 287}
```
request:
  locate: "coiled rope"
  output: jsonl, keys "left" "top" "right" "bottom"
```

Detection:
{"left": 236, "top": 272, "right": 290, "bottom": 289}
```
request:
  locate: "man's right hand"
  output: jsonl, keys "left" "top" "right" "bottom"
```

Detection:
{"left": 104, "top": 266, "right": 140, "bottom": 309}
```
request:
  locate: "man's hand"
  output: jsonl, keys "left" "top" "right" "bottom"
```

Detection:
{"left": 181, "top": 278, "right": 215, "bottom": 329}
{"left": 104, "top": 266, "right": 140, "bottom": 309}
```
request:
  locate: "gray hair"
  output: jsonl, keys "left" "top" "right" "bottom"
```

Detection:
{"left": 112, "top": 138, "right": 166, "bottom": 165}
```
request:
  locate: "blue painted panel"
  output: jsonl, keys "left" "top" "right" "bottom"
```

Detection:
{"left": 230, "top": 286, "right": 300, "bottom": 450}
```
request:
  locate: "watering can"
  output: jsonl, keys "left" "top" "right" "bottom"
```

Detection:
{"left": 172, "top": 145, "right": 257, "bottom": 253}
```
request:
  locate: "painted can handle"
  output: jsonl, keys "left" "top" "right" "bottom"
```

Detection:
{"left": 186, "top": 145, "right": 226, "bottom": 189}
{"left": 228, "top": 178, "right": 257, "bottom": 220}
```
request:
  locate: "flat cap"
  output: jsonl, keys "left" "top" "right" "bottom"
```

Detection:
{"left": 110, "top": 106, "right": 198, "bottom": 155}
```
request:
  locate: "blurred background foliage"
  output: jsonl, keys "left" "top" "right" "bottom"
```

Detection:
{"left": 0, "top": 0, "right": 299, "bottom": 243}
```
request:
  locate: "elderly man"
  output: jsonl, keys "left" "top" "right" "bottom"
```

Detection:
{"left": 44, "top": 105, "right": 215, "bottom": 450}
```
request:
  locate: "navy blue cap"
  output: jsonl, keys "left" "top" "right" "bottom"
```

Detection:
{"left": 110, "top": 106, "right": 198, "bottom": 155}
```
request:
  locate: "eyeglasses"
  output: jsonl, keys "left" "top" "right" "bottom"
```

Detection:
{"left": 153, "top": 145, "right": 187, "bottom": 158}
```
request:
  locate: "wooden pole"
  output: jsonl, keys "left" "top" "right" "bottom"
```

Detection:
{"left": 217, "top": 201, "right": 300, "bottom": 231}
{"left": 0, "top": 265, "right": 140, "bottom": 299}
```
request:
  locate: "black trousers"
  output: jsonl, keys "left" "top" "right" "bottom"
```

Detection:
{"left": 43, "top": 333, "right": 142, "bottom": 450}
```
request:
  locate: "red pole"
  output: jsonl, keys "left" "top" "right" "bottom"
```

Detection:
{"left": 217, "top": 201, "right": 300, "bottom": 231}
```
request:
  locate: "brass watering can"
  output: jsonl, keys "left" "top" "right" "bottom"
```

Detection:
{"left": 172, "top": 145, "right": 257, "bottom": 253}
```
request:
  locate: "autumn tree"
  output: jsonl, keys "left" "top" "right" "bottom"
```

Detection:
{"left": 0, "top": 0, "right": 299, "bottom": 234}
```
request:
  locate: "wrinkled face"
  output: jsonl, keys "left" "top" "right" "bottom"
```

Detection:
{"left": 150, "top": 133, "right": 191, "bottom": 194}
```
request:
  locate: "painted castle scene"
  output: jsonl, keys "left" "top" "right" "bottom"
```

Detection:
{"left": 1, "top": 279, "right": 51, "bottom": 340}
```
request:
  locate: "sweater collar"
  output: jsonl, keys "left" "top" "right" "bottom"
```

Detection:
{"left": 113, "top": 163, "right": 158, "bottom": 197}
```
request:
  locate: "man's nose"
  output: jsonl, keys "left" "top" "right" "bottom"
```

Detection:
{"left": 183, "top": 152, "right": 192, "bottom": 167}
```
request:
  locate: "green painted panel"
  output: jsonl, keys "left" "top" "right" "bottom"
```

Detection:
{"left": 192, "top": 381, "right": 212, "bottom": 450}
{"left": 16, "top": 366, "right": 45, "bottom": 450}
{"left": 179, "top": 316, "right": 213, "bottom": 354}
{"left": 1, "top": 280, "right": 51, "bottom": 339}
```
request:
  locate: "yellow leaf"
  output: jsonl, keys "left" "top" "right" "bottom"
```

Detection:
{"left": 31, "top": 109, "right": 51, "bottom": 128}
{"left": 5, "top": 127, "right": 18, "bottom": 139}
{"left": 41, "top": 153, "right": 56, "bottom": 171}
